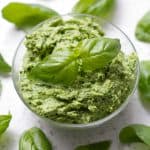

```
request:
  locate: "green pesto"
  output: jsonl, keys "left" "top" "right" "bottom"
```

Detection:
{"left": 19, "top": 18, "right": 137, "bottom": 124}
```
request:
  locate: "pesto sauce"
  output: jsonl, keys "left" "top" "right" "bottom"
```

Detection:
{"left": 19, "top": 18, "right": 137, "bottom": 124}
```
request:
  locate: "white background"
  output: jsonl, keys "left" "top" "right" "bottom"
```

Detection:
{"left": 0, "top": 0, "right": 150, "bottom": 150}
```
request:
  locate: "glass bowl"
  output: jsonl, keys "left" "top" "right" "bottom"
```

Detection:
{"left": 12, "top": 13, "right": 139, "bottom": 129}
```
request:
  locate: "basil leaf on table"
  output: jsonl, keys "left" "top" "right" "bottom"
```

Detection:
{"left": 119, "top": 124, "right": 150, "bottom": 147}
{"left": 0, "top": 54, "right": 11, "bottom": 74}
{"left": 19, "top": 127, "right": 52, "bottom": 150}
{"left": 2, "top": 2, "right": 59, "bottom": 32}
{"left": 73, "top": 0, "right": 115, "bottom": 19}
{"left": 135, "top": 11, "right": 150, "bottom": 42}
{"left": 75, "top": 140, "right": 111, "bottom": 150}
{"left": 29, "top": 37, "right": 120, "bottom": 85}
{"left": 138, "top": 61, "right": 150, "bottom": 102}
{"left": 0, "top": 114, "right": 12, "bottom": 135}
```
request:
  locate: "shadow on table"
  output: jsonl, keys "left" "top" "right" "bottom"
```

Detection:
{"left": 0, "top": 131, "right": 17, "bottom": 150}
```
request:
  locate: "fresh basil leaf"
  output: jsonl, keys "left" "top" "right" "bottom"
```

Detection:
{"left": 80, "top": 38, "right": 121, "bottom": 71}
{"left": 119, "top": 124, "right": 150, "bottom": 147}
{"left": 0, "top": 54, "right": 11, "bottom": 74}
{"left": 29, "top": 37, "right": 120, "bottom": 85}
{"left": 73, "top": 0, "right": 115, "bottom": 19}
{"left": 29, "top": 48, "right": 79, "bottom": 85}
{"left": 19, "top": 127, "right": 52, "bottom": 150}
{"left": 138, "top": 61, "right": 150, "bottom": 102}
{"left": 0, "top": 114, "right": 12, "bottom": 135}
{"left": 2, "top": 2, "right": 59, "bottom": 32}
{"left": 75, "top": 140, "right": 111, "bottom": 150}
{"left": 135, "top": 11, "right": 150, "bottom": 42}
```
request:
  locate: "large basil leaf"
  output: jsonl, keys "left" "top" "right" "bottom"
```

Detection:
{"left": 0, "top": 54, "right": 11, "bottom": 74}
{"left": 135, "top": 11, "right": 150, "bottom": 42}
{"left": 0, "top": 114, "right": 12, "bottom": 135}
{"left": 138, "top": 61, "right": 150, "bottom": 102}
{"left": 72, "top": 0, "right": 115, "bottom": 19}
{"left": 2, "top": 2, "right": 59, "bottom": 32}
{"left": 75, "top": 140, "right": 111, "bottom": 150}
{"left": 119, "top": 124, "right": 150, "bottom": 147}
{"left": 80, "top": 38, "right": 120, "bottom": 71}
{"left": 19, "top": 127, "right": 52, "bottom": 150}
{"left": 29, "top": 48, "right": 79, "bottom": 85}
{"left": 29, "top": 37, "right": 120, "bottom": 85}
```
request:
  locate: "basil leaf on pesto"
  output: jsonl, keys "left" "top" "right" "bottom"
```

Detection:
{"left": 29, "top": 37, "right": 120, "bottom": 85}
{"left": 0, "top": 54, "right": 11, "bottom": 74}
{"left": 19, "top": 127, "right": 52, "bottom": 150}
{"left": 2, "top": 2, "right": 59, "bottom": 32}
{"left": 75, "top": 140, "right": 111, "bottom": 150}
{"left": 80, "top": 38, "right": 121, "bottom": 71}
{"left": 135, "top": 11, "right": 150, "bottom": 42}
{"left": 138, "top": 61, "right": 150, "bottom": 102}
{"left": 29, "top": 48, "right": 78, "bottom": 85}
{"left": 0, "top": 114, "right": 12, "bottom": 135}
{"left": 119, "top": 124, "right": 150, "bottom": 147}
{"left": 72, "top": 0, "right": 115, "bottom": 19}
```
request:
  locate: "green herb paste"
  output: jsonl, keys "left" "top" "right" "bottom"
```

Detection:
{"left": 19, "top": 18, "right": 137, "bottom": 124}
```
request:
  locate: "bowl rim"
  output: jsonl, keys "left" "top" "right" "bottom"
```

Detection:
{"left": 12, "top": 13, "right": 140, "bottom": 129}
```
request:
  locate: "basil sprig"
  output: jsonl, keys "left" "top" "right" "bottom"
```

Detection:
{"left": 75, "top": 140, "right": 111, "bottom": 150}
{"left": 0, "top": 114, "right": 12, "bottom": 135}
{"left": 135, "top": 11, "right": 150, "bottom": 43}
{"left": 29, "top": 37, "right": 120, "bottom": 85}
{"left": 138, "top": 61, "right": 150, "bottom": 102}
{"left": 119, "top": 124, "right": 150, "bottom": 147}
{"left": 73, "top": 0, "right": 115, "bottom": 19}
{"left": 19, "top": 127, "right": 52, "bottom": 150}
{"left": 2, "top": 2, "right": 59, "bottom": 32}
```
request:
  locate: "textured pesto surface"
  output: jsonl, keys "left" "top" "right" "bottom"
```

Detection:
{"left": 19, "top": 18, "right": 137, "bottom": 124}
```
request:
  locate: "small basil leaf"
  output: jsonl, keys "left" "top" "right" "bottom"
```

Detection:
{"left": 75, "top": 140, "right": 111, "bottom": 150}
{"left": 0, "top": 114, "right": 12, "bottom": 135}
{"left": 0, "top": 54, "right": 11, "bottom": 74}
{"left": 19, "top": 127, "right": 52, "bottom": 150}
{"left": 29, "top": 48, "right": 78, "bottom": 85}
{"left": 80, "top": 38, "right": 121, "bottom": 71}
{"left": 29, "top": 37, "right": 120, "bottom": 85}
{"left": 2, "top": 2, "right": 59, "bottom": 32}
{"left": 138, "top": 61, "right": 150, "bottom": 102}
{"left": 73, "top": 0, "right": 115, "bottom": 19}
{"left": 135, "top": 11, "right": 150, "bottom": 42}
{"left": 119, "top": 124, "right": 150, "bottom": 147}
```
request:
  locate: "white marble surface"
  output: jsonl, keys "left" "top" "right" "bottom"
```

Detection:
{"left": 0, "top": 0, "right": 150, "bottom": 150}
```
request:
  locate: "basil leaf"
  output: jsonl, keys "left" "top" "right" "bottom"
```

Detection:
{"left": 19, "top": 127, "right": 52, "bottom": 150}
{"left": 80, "top": 38, "right": 121, "bottom": 71}
{"left": 29, "top": 37, "right": 120, "bottom": 85}
{"left": 73, "top": 0, "right": 115, "bottom": 19}
{"left": 29, "top": 48, "right": 78, "bottom": 85}
{"left": 119, "top": 124, "right": 150, "bottom": 147}
{"left": 75, "top": 140, "right": 111, "bottom": 150}
{"left": 135, "top": 11, "right": 150, "bottom": 42}
{"left": 138, "top": 61, "right": 150, "bottom": 102}
{"left": 0, "top": 54, "right": 11, "bottom": 74}
{"left": 2, "top": 2, "right": 59, "bottom": 32}
{"left": 0, "top": 114, "right": 12, "bottom": 135}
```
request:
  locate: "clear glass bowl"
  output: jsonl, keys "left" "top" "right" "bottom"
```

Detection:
{"left": 12, "top": 14, "right": 139, "bottom": 129}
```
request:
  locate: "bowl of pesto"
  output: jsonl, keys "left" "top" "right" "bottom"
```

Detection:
{"left": 12, "top": 14, "right": 139, "bottom": 129}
